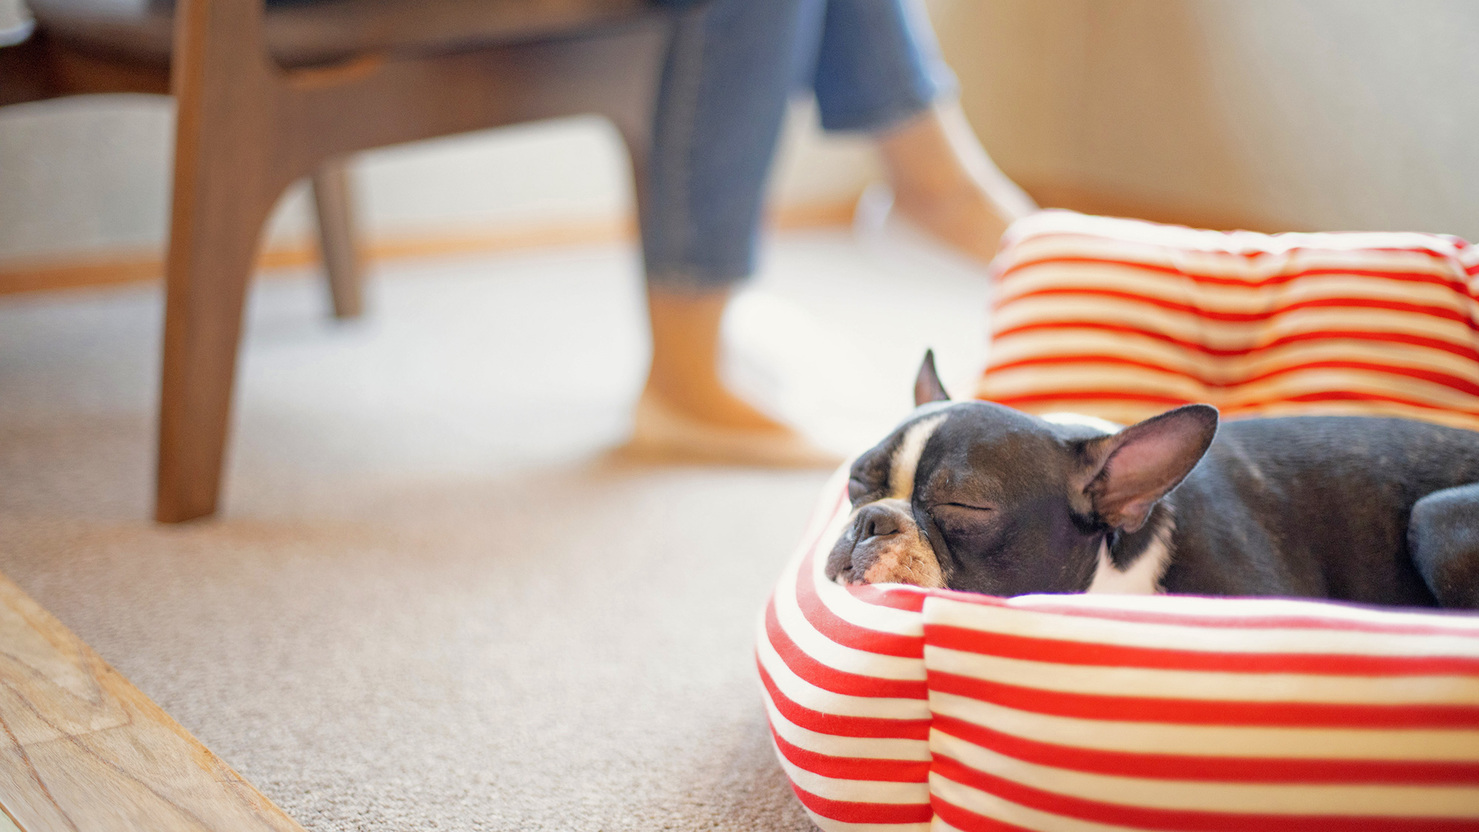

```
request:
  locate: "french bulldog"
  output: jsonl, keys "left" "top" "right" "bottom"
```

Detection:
{"left": 825, "top": 352, "right": 1479, "bottom": 609}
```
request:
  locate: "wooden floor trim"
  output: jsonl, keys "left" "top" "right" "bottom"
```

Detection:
{"left": 0, "top": 199, "right": 858, "bottom": 297}
{"left": 0, "top": 570, "right": 307, "bottom": 832}
{"left": 0, "top": 183, "right": 1291, "bottom": 300}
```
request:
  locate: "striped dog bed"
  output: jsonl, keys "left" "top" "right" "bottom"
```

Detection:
{"left": 763, "top": 469, "right": 1479, "bottom": 831}
{"left": 975, "top": 211, "right": 1479, "bottom": 429}
{"left": 760, "top": 213, "right": 1479, "bottom": 830}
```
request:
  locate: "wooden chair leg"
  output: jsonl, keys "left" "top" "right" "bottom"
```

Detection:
{"left": 156, "top": 172, "right": 280, "bottom": 523}
{"left": 311, "top": 158, "right": 365, "bottom": 319}
{"left": 151, "top": 0, "right": 665, "bottom": 522}
{"left": 155, "top": 0, "right": 283, "bottom": 523}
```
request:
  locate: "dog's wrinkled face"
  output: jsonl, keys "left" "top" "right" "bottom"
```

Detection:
{"left": 826, "top": 400, "right": 1111, "bottom": 594}
{"left": 826, "top": 352, "right": 1217, "bottom": 595}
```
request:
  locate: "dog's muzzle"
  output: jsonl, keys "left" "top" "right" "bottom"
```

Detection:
{"left": 825, "top": 498, "right": 946, "bottom": 588}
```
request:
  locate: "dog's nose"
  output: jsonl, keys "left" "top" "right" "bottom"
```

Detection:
{"left": 857, "top": 503, "right": 903, "bottom": 542}
{"left": 826, "top": 500, "right": 913, "bottom": 584}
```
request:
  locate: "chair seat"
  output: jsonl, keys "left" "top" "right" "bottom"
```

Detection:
{"left": 28, "top": 0, "right": 661, "bottom": 68}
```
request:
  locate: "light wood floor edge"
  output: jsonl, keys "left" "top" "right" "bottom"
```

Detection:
{"left": 0, "top": 199, "right": 859, "bottom": 297}
{"left": 0, "top": 569, "right": 307, "bottom": 832}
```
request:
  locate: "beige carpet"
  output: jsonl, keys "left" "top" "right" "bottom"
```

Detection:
{"left": 0, "top": 227, "right": 987, "bottom": 830}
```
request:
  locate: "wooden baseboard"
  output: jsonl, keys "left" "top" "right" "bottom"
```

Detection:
{"left": 0, "top": 181, "right": 1309, "bottom": 299}
{"left": 0, "top": 199, "right": 858, "bottom": 297}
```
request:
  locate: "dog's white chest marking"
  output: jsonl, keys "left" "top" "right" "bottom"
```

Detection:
{"left": 889, "top": 414, "right": 946, "bottom": 500}
{"left": 1042, "top": 412, "right": 1172, "bottom": 595}
{"left": 1086, "top": 517, "right": 1175, "bottom": 595}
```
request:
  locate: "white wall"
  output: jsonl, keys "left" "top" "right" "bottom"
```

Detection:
{"left": 6, "top": 0, "right": 1479, "bottom": 264}
{"left": 0, "top": 0, "right": 28, "bottom": 36}
{"left": 0, "top": 88, "right": 877, "bottom": 263}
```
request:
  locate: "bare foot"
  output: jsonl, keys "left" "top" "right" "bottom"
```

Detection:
{"left": 622, "top": 288, "right": 839, "bottom": 467}
{"left": 643, "top": 289, "right": 790, "bottom": 433}
{"left": 879, "top": 102, "right": 1037, "bottom": 264}
{"left": 624, "top": 386, "right": 839, "bottom": 467}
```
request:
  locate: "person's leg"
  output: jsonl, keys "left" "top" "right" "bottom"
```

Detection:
{"left": 643, "top": 0, "right": 821, "bottom": 294}
{"left": 813, "top": 0, "right": 1036, "bottom": 262}
{"left": 880, "top": 102, "right": 1038, "bottom": 262}
{"left": 632, "top": 0, "right": 835, "bottom": 462}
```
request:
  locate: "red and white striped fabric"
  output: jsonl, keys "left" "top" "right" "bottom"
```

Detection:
{"left": 761, "top": 466, "right": 935, "bottom": 829}
{"left": 761, "top": 469, "right": 1479, "bottom": 831}
{"left": 762, "top": 212, "right": 1479, "bottom": 830}
{"left": 924, "top": 589, "right": 1479, "bottom": 831}
{"left": 974, "top": 211, "right": 1479, "bottom": 430}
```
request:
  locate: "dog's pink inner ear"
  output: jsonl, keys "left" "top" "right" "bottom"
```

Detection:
{"left": 914, "top": 349, "right": 951, "bottom": 407}
{"left": 1084, "top": 404, "right": 1218, "bottom": 533}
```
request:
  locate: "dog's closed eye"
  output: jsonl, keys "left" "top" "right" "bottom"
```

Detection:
{"left": 934, "top": 502, "right": 993, "bottom": 513}
{"left": 930, "top": 503, "right": 994, "bottom": 535}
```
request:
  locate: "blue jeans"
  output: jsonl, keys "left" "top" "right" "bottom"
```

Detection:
{"left": 641, "top": 0, "right": 957, "bottom": 291}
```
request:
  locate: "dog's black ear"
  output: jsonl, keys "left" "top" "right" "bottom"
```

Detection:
{"left": 1073, "top": 404, "right": 1219, "bottom": 533}
{"left": 914, "top": 350, "right": 951, "bottom": 407}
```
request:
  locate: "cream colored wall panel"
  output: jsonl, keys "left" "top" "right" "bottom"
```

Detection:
{"left": 933, "top": 0, "right": 1479, "bottom": 237}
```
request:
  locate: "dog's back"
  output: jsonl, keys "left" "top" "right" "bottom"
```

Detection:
{"left": 1162, "top": 416, "right": 1479, "bottom": 607}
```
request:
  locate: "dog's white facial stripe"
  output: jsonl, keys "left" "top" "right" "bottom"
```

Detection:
{"left": 1086, "top": 515, "right": 1175, "bottom": 595}
{"left": 889, "top": 414, "right": 946, "bottom": 500}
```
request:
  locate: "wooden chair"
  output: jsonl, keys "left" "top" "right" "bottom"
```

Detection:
{"left": 1, "top": 0, "right": 669, "bottom": 522}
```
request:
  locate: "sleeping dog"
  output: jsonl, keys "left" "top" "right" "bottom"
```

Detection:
{"left": 826, "top": 352, "right": 1479, "bottom": 609}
